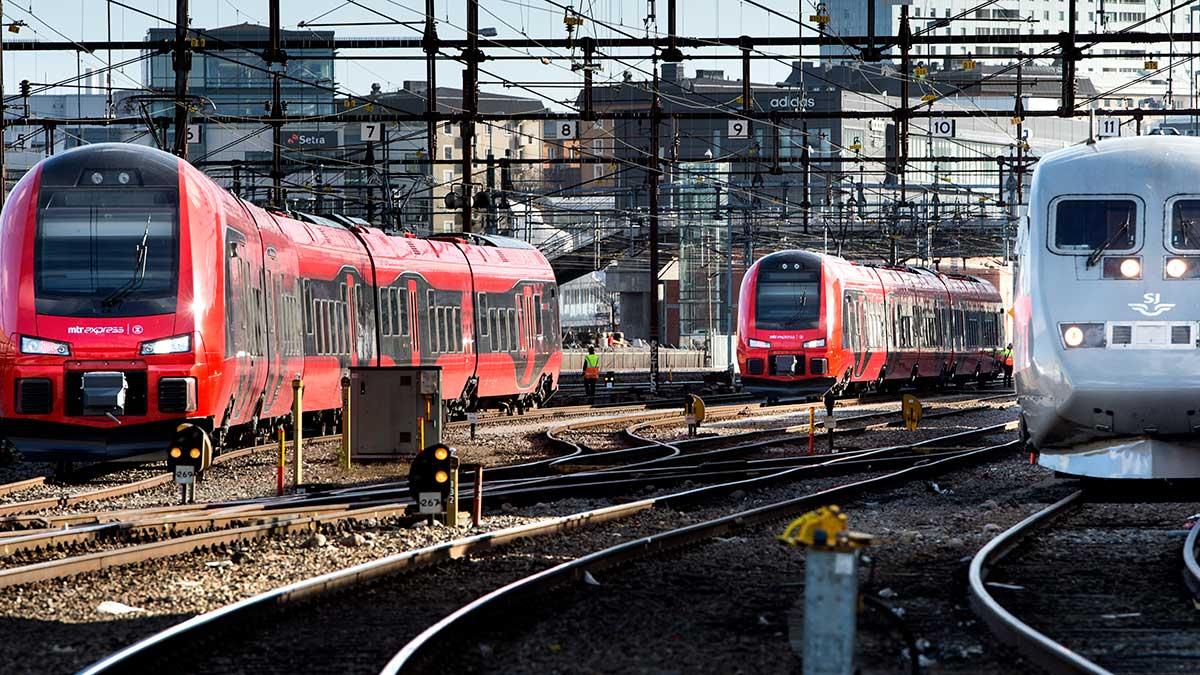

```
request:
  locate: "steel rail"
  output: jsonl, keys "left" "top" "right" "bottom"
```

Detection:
{"left": 1183, "top": 512, "right": 1200, "bottom": 601}
{"left": 382, "top": 438, "right": 1022, "bottom": 673}
{"left": 967, "top": 490, "right": 1111, "bottom": 675}
{"left": 0, "top": 433, "right": 341, "bottom": 519}
{"left": 81, "top": 425, "right": 1019, "bottom": 674}
{"left": 0, "top": 502, "right": 415, "bottom": 590}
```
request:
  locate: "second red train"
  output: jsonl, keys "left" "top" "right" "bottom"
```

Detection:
{"left": 737, "top": 250, "right": 1005, "bottom": 397}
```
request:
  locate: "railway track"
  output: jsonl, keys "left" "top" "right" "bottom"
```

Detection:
{"left": 969, "top": 490, "right": 1200, "bottom": 674}
{"left": 0, "top": 393, "right": 1015, "bottom": 591}
{"left": 77, "top": 416, "right": 1020, "bottom": 674}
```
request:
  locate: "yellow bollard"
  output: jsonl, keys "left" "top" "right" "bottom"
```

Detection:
{"left": 292, "top": 377, "right": 304, "bottom": 487}
{"left": 276, "top": 427, "right": 286, "bottom": 496}
{"left": 808, "top": 407, "right": 816, "bottom": 455}
{"left": 340, "top": 376, "right": 352, "bottom": 470}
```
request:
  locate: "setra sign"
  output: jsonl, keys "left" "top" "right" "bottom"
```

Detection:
{"left": 283, "top": 130, "right": 338, "bottom": 148}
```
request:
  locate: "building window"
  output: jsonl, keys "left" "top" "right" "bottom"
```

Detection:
{"left": 443, "top": 145, "right": 452, "bottom": 160}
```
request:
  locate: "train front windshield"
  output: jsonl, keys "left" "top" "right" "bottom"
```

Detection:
{"left": 34, "top": 189, "right": 179, "bottom": 317}
{"left": 755, "top": 268, "right": 820, "bottom": 331}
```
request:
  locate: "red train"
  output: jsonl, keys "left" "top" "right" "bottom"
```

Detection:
{"left": 737, "top": 250, "right": 1004, "bottom": 397}
{"left": 0, "top": 143, "right": 561, "bottom": 462}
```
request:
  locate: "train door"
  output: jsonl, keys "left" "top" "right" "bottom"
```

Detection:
{"left": 224, "top": 227, "right": 267, "bottom": 426}
{"left": 254, "top": 211, "right": 293, "bottom": 417}
{"left": 407, "top": 281, "right": 420, "bottom": 366}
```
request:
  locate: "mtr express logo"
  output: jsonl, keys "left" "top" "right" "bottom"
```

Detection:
{"left": 67, "top": 325, "right": 143, "bottom": 335}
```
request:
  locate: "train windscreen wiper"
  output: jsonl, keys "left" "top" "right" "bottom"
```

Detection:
{"left": 101, "top": 215, "right": 152, "bottom": 309}
{"left": 1085, "top": 217, "right": 1131, "bottom": 268}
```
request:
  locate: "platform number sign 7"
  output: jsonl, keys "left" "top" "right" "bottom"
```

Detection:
{"left": 553, "top": 121, "right": 578, "bottom": 139}
{"left": 929, "top": 118, "right": 955, "bottom": 138}
{"left": 728, "top": 119, "right": 749, "bottom": 139}
{"left": 361, "top": 122, "right": 384, "bottom": 142}
{"left": 1098, "top": 117, "right": 1122, "bottom": 138}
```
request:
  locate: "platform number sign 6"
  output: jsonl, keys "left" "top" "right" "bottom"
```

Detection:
{"left": 361, "top": 122, "right": 384, "bottom": 142}
{"left": 185, "top": 123, "right": 202, "bottom": 144}
{"left": 1098, "top": 117, "right": 1122, "bottom": 138}
{"left": 728, "top": 119, "right": 749, "bottom": 139}
{"left": 930, "top": 119, "right": 955, "bottom": 138}
{"left": 554, "top": 121, "right": 578, "bottom": 139}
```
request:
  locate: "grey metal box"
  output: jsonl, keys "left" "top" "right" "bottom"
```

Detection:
{"left": 349, "top": 366, "right": 442, "bottom": 461}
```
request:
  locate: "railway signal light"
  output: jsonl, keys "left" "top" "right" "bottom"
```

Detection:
{"left": 409, "top": 444, "right": 459, "bottom": 524}
{"left": 168, "top": 423, "right": 212, "bottom": 504}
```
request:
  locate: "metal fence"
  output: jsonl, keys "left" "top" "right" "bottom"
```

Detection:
{"left": 562, "top": 348, "right": 708, "bottom": 372}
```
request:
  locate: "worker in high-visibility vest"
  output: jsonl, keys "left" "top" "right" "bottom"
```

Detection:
{"left": 583, "top": 346, "right": 601, "bottom": 404}
{"left": 1000, "top": 342, "right": 1014, "bottom": 387}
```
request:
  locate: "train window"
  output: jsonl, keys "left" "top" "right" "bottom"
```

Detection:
{"left": 399, "top": 292, "right": 409, "bottom": 337}
{"left": 754, "top": 268, "right": 820, "bottom": 330}
{"left": 316, "top": 301, "right": 325, "bottom": 355}
{"left": 1170, "top": 199, "right": 1200, "bottom": 251}
{"left": 1053, "top": 199, "right": 1137, "bottom": 251}
{"left": 453, "top": 308, "right": 462, "bottom": 352}
{"left": 433, "top": 307, "right": 442, "bottom": 353}
{"left": 382, "top": 289, "right": 393, "bottom": 336}
{"left": 508, "top": 309, "right": 517, "bottom": 351}
{"left": 303, "top": 281, "right": 313, "bottom": 334}
{"left": 534, "top": 294, "right": 543, "bottom": 336}
{"left": 478, "top": 294, "right": 489, "bottom": 336}
{"left": 490, "top": 309, "right": 500, "bottom": 348}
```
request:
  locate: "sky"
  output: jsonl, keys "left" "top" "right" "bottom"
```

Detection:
{"left": 1, "top": 0, "right": 812, "bottom": 111}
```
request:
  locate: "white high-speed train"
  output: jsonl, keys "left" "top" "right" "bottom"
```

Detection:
{"left": 1016, "top": 136, "right": 1200, "bottom": 479}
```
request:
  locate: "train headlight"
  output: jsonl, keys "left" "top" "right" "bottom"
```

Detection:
{"left": 20, "top": 335, "right": 71, "bottom": 356}
{"left": 1060, "top": 323, "right": 1105, "bottom": 349}
{"left": 1167, "top": 258, "right": 1188, "bottom": 278}
{"left": 139, "top": 334, "right": 191, "bottom": 356}
{"left": 803, "top": 338, "right": 826, "bottom": 348}
{"left": 1119, "top": 258, "right": 1141, "bottom": 278}
{"left": 748, "top": 338, "right": 772, "bottom": 349}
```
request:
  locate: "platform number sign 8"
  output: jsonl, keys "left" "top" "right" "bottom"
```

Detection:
{"left": 728, "top": 119, "right": 749, "bottom": 139}
{"left": 929, "top": 118, "right": 955, "bottom": 138}
{"left": 553, "top": 121, "right": 578, "bottom": 139}
{"left": 1098, "top": 117, "right": 1122, "bottom": 138}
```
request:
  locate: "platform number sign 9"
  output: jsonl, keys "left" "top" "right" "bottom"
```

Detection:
{"left": 553, "top": 120, "right": 578, "bottom": 139}
{"left": 728, "top": 119, "right": 749, "bottom": 139}
{"left": 361, "top": 122, "right": 385, "bottom": 142}
{"left": 929, "top": 119, "right": 955, "bottom": 138}
{"left": 1098, "top": 116, "right": 1122, "bottom": 138}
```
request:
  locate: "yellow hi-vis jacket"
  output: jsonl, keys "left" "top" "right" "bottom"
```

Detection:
{"left": 583, "top": 352, "right": 601, "bottom": 379}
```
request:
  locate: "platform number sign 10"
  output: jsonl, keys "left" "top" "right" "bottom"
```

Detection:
{"left": 929, "top": 118, "right": 955, "bottom": 138}
{"left": 728, "top": 119, "right": 749, "bottom": 139}
{"left": 1098, "top": 117, "right": 1122, "bottom": 138}
{"left": 553, "top": 120, "right": 578, "bottom": 139}
{"left": 361, "top": 122, "right": 384, "bottom": 142}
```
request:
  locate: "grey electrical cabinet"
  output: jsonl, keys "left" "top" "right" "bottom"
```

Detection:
{"left": 349, "top": 366, "right": 442, "bottom": 461}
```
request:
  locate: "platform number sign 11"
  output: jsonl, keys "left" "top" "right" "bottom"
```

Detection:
{"left": 1098, "top": 117, "right": 1122, "bottom": 138}
{"left": 929, "top": 118, "right": 955, "bottom": 138}
{"left": 553, "top": 121, "right": 578, "bottom": 139}
{"left": 728, "top": 119, "right": 749, "bottom": 139}
{"left": 361, "top": 122, "right": 385, "bottom": 142}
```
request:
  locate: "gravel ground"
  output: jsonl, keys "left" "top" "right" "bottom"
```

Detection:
{"left": 0, "top": 512, "right": 549, "bottom": 675}
{"left": 0, "top": 402, "right": 1024, "bottom": 674}
{"left": 988, "top": 499, "right": 1200, "bottom": 673}
{"left": 424, "top": 435, "right": 1067, "bottom": 675}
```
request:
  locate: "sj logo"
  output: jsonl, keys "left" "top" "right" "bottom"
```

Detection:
{"left": 1129, "top": 293, "right": 1175, "bottom": 317}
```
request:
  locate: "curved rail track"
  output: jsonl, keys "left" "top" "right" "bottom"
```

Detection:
{"left": 78, "top": 416, "right": 1019, "bottom": 674}
{"left": 970, "top": 490, "right": 1200, "bottom": 674}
